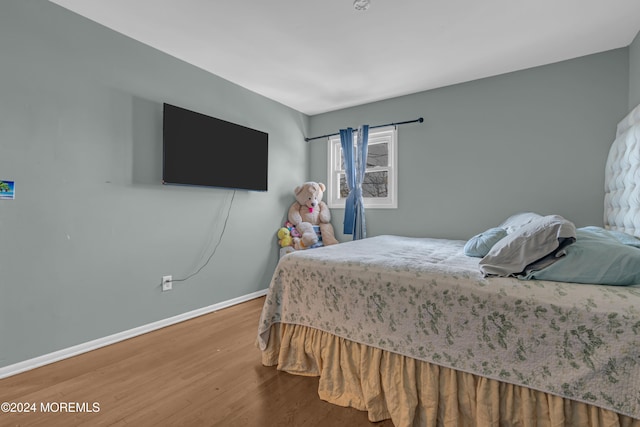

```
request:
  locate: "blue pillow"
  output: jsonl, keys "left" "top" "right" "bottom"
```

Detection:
{"left": 523, "top": 228, "right": 640, "bottom": 286}
{"left": 464, "top": 227, "right": 508, "bottom": 257}
{"left": 579, "top": 226, "right": 640, "bottom": 248}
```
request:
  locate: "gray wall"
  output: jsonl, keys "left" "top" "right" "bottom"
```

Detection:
{"left": 1, "top": 1, "right": 636, "bottom": 370}
{"left": 629, "top": 31, "right": 640, "bottom": 109}
{"left": 309, "top": 49, "right": 629, "bottom": 241}
{"left": 0, "top": 1, "right": 309, "bottom": 368}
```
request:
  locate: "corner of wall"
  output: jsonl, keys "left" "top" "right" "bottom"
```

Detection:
{"left": 629, "top": 30, "right": 640, "bottom": 110}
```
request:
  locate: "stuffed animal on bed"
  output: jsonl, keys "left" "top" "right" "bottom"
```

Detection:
{"left": 277, "top": 227, "right": 293, "bottom": 247}
{"left": 288, "top": 181, "right": 339, "bottom": 248}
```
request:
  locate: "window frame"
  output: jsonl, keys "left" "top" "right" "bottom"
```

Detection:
{"left": 326, "top": 125, "right": 398, "bottom": 209}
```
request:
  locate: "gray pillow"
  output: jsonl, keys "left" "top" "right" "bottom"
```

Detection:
{"left": 464, "top": 227, "right": 508, "bottom": 257}
{"left": 479, "top": 215, "right": 576, "bottom": 277}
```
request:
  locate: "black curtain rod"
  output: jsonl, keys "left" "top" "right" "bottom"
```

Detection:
{"left": 304, "top": 117, "right": 424, "bottom": 142}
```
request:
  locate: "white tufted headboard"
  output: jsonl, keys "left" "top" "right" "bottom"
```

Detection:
{"left": 604, "top": 103, "right": 640, "bottom": 237}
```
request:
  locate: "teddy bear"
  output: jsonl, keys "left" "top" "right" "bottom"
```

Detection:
{"left": 288, "top": 181, "right": 339, "bottom": 248}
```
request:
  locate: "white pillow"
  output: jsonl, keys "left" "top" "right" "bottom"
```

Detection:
{"left": 480, "top": 215, "right": 576, "bottom": 277}
{"left": 498, "top": 212, "right": 543, "bottom": 234}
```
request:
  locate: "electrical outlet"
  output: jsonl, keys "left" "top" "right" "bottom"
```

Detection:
{"left": 162, "top": 275, "right": 173, "bottom": 292}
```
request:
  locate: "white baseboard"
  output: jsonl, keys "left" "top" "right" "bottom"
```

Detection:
{"left": 0, "top": 289, "right": 268, "bottom": 379}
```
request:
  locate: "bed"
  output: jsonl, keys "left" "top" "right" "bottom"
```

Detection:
{"left": 257, "top": 104, "right": 640, "bottom": 427}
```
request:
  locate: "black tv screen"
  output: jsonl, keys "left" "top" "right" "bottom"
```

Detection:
{"left": 162, "top": 103, "right": 268, "bottom": 191}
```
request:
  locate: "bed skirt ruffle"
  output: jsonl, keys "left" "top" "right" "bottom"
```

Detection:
{"left": 260, "top": 323, "right": 640, "bottom": 427}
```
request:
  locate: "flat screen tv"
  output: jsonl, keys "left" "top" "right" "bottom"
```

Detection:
{"left": 162, "top": 103, "right": 268, "bottom": 191}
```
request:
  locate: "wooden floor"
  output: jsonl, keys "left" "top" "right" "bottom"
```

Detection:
{"left": 0, "top": 297, "right": 394, "bottom": 427}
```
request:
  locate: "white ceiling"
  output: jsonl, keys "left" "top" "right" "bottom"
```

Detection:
{"left": 49, "top": 0, "right": 640, "bottom": 116}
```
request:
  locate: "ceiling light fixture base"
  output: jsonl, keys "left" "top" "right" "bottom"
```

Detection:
{"left": 353, "top": 0, "right": 370, "bottom": 11}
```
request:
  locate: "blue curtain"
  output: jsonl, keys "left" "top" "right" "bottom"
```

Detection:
{"left": 340, "top": 125, "right": 369, "bottom": 239}
{"left": 339, "top": 128, "right": 355, "bottom": 235}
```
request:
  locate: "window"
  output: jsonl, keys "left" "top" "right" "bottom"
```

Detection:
{"left": 327, "top": 125, "right": 398, "bottom": 209}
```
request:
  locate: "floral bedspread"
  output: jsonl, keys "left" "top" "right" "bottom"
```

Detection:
{"left": 257, "top": 235, "right": 640, "bottom": 419}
